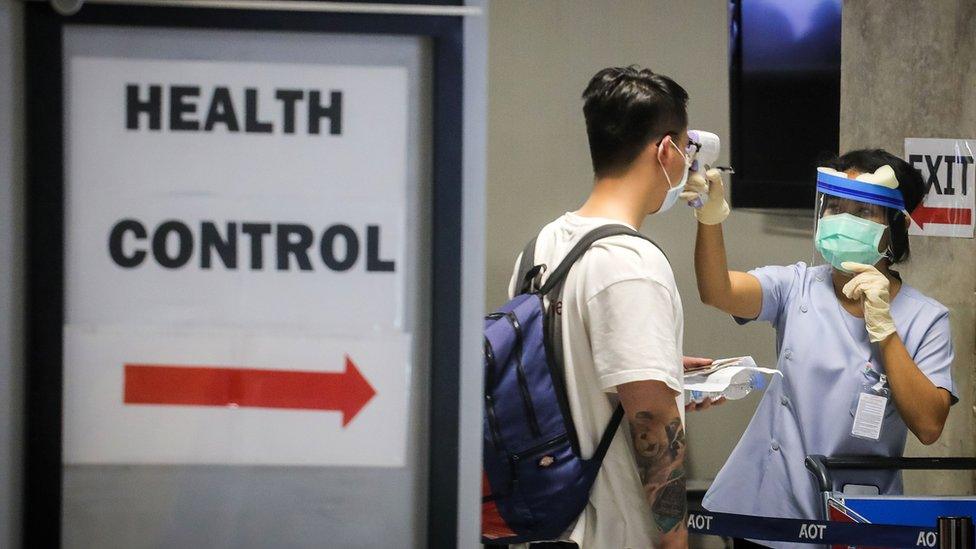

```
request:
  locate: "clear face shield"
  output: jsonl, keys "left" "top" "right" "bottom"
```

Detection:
{"left": 813, "top": 167, "right": 907, "bottom": 274}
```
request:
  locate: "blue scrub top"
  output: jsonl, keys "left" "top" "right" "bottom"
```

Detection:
{"left": 703, "top": 263, "right": 956, "bottom": 545}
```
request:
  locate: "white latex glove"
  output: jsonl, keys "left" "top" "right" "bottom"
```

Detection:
{"left": 841, "top": 262, "right": 896, "bottom": 343}
{"left": 680, "top": 168, "right": 730, "bottom": 225}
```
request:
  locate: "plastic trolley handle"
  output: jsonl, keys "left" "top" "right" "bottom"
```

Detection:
{"left": 805, "top": 455, "right": 976, "bottom": 494}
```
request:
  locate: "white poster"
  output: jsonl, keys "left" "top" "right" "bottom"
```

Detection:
{"left": 64, "top": 56, "right": 413, "bottom": 465}
{"left": 905, "top": 138, "right": 975, "bottom": 238}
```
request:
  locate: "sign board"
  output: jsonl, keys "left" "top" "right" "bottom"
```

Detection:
{"left": 27, "top": 10, "right": 468, "bottom": 547}
{"left": 905, "top": 138, "right": 975, "bottom": 238}
{"left": 63, "top": 56, "right": 413, "bottom": 466}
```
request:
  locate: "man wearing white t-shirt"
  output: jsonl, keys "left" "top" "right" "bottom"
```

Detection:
{"left": 507, "top": 66, "right": 710, "bottom": 549}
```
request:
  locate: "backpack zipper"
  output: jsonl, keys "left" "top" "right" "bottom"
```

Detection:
{"left": 483, "top": 337, "right": 497, "bottom": 393}
{"left": 512, "top": 433, "right": 568, "bottom": 461}
{"left": 484, "top": 394, "right": 504, "bottom": 451}
{"left": 505, "top": 312, "right": 542, "bottom": 437}
{"left": 509, "top": 433, "right": 568, "bottom": 490}
{"left": 483, "top": 338, "right": 505, "bottom": 451}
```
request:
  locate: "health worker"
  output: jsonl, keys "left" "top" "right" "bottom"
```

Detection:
{"left": 684, "top": 149, "right": 956, "bottom": 549}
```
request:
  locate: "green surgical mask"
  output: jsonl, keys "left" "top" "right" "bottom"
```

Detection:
{"left": 815, "top": 213, "right": 886, "bottom": 271}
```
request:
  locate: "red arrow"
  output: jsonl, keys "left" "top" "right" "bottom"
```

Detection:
{"left": 911, "top": 204, "right": 973, "bottom": 229}
{"left": 124, "top": 355, "right": 376, "bottom": 427}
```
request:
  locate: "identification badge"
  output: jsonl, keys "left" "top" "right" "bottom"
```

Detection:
{"left": 852, "top": 393, "right": 887, "bottom": 440}
{"left": 851, "top": 367, "right": 889, "bottom": 441}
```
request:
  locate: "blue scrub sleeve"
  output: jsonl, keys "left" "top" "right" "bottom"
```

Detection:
{"left": 912, "top": 311, "right": 958, "bottom": 404}
{"left": 733, "top": 263, "right": 803, "bottom": 325}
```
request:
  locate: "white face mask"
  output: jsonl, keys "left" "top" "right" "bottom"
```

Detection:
{"left": 656, "top": 138, "right": 691, "bottom": 213}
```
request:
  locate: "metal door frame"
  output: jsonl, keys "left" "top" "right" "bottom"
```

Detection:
{"left": 24, "top": 2, "right": 467, "bottom": 546}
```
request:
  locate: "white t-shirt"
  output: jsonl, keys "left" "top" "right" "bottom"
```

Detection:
{"left": 507, "top": 212, "right": 685, "bottom": 549}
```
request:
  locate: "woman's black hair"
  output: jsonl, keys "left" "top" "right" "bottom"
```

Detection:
{"left": 819, "top": 149, "right": 925, "bottom": 263}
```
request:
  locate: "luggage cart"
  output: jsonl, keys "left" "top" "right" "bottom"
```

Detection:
{"left": 806, "top": 455, "right": 976, "bottom": 549}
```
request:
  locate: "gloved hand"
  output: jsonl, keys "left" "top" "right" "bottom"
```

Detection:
{"left": 841, "top": 262, "right": 896, "bottom": 342}
{"left": 680, "top": 168, "right": 730, "bottom": 225}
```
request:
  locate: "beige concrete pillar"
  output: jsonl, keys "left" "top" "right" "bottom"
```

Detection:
{"left": 841, "top": 0, "right": 976, "bottom": 494}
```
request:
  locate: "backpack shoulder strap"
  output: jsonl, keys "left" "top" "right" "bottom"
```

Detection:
{"left": 535, "top": 223, "right": 665, "bottom": 460}
{"left": 538, "top": 224, "right": 665, "bottom": 296}
{"left": 515, "top": 236, "right": 539, "bottom": 295}
{"left": 591, "top": 404, "right": 625, "bottom": 465}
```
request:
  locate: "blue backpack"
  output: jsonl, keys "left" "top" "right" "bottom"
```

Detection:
{"left": 481, "top": 224, "right": 661, "bottom": 544}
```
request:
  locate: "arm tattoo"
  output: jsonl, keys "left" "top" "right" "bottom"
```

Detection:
{"left": 631, "top": 412, "right": 688, "bottom": 533}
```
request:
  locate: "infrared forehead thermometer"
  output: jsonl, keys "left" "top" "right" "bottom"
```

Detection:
{"left": 686, "top": 130, "right": 733, "bottom": 209}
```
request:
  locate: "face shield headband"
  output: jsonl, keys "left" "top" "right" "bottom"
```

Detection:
{"left": 815, "top": 167, "right": 906, "bottom": 211}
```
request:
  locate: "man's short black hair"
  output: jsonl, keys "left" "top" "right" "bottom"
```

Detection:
{"left": 582, "top": 65, "right": 689, "bottom": 178}
{"left": 820, "top": 149, "right": 926, "bottom": 264}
